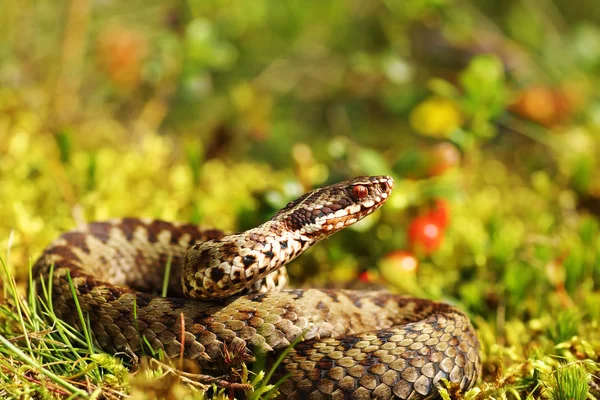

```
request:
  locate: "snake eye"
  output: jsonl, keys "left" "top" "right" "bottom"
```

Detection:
{"left": 352, "top": 185, "right": 368, "bottom": 199}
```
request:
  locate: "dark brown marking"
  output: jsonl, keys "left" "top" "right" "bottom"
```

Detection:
{"left": 196, "top": 228, "right": 227, "bottom": 241}
{"left": 359, "top": 355, "right": 376, "bottom": 366}
{"left": 279, "top": 240, "right": 288, "bottom": 249}
{"left": 329, "top": 203, "right": 342, "bottom": 212}
{"left": 325, "top": 291, "right": 341, "bottom": 303}
{"left": 167, "top": 297, "right": 188, "bottom": 310}
{"left": 146, "top": 220, "right": 175, "bottom": 243}
{"left": 368, "top": 294, "right": 390, "bottom": 309}
{"left": 248, "top": 292, "right": 268, "bottom": 302}
{"left": 339, "top": 336, "right": 362, "bottom": 351}
{"left": 169, "top": 231, "right": 183, "bottom": 245}
{"left": 76, "top": 277, "right": 93, "bottom": 295}
{"left": 210, "top": 267, "right": 225, "bottom": 283}
{"left": 106, "top": 285, "right": 128, "bottom": 301}
{"left": 135, "top": 293, "right": 152, "bottom": 308}
{"left": 317, "top": 358, "right": 334, "bottom": 370}
{"left": 88, "top": 222, "right": 114, "bottom": 243}
{"left": 177, "top": 223, "right": 204, "bottom": 240}
{"left": 377, "top": 330, "right": 395, "bottom": 341}
{"left": 242, "top": 255, "right": 255, "bottom": 267}
{"left": 287, "top": 289, "right": 305, "bottom": 299}
{"left": 62, "top": 232, "right": 91, "bottom": 253}
{"left": 46, "top": 246, "right": 81, "bottom": 264}
{"left": 193, "top": 248, "right": 214, "bottom": 268}
{"left": 316, "top": 301, "right": 329, "bottom": 312}
{"left": 114, "top": 218, "right": 148, "bottom": 241}
{"left": 219, "top": 242, "right": 238, "bottom": 257}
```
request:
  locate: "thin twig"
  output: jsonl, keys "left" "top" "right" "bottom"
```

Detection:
{"left": 149, "top": 358, "right": 253, "bottom": 391}
{"left": 21, "top": 373, "right": 71, "bottom": 397}
{"left": 179, "top": 312, "right": 185, "bottom": 366}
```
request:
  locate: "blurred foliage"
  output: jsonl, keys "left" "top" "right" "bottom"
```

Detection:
{"left": 2, "top": 0, "right": 600, "bottom": 398}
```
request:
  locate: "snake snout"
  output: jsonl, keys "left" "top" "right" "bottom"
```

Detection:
{"left": 374, "top": 175, "right": 394, "bottom": 196}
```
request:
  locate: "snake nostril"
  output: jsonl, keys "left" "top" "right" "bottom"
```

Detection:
{"left": 380, "top": 181, "right": 390, "bottom": 192}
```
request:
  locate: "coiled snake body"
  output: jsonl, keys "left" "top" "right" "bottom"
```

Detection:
{"left": 33, "top": 175, "right": 481, "bottom": 399}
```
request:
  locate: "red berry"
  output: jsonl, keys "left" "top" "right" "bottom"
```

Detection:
{"left": 358, "top": 271, "right": 371, "bottom": 283}
{"left": 408, "top": 215, "right": 444, "bottom": 254}
{"left": 428, "top": 199, "right": 450, "bottom": 229}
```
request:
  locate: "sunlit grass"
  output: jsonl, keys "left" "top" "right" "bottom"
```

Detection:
{"left": 0, "top": 257, "right": 127, "bottom": 398}
{"left": 548, "top": 363, "right": 589, "bottom": 400}
{"left": 0, "top": 252, "right": 292, "bottom": 399}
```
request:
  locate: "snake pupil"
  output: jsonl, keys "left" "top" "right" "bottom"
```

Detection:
{"left": 353, "top": 185, "right": 368, "bottom": 199}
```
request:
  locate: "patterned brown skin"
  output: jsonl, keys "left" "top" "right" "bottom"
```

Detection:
{"left": 32, "top": 176, "right": 481, "bottom": 399}
{"left": 182, "top": 176, "right": 394, "bottom": 300}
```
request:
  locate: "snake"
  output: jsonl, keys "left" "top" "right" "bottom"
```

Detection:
{"left": 33, "top": 175, "right": 481, "bottom": 399}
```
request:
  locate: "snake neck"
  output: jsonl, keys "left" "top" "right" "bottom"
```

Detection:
{"left": 181, "top": 175, "right": 394, "bottom": 300}
{"left": 181, "top": 219, "right": 324, "bottom": 300}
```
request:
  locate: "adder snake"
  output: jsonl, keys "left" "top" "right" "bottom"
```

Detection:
{"left": 33, "top": 175, "right": 481, "bottom": 399}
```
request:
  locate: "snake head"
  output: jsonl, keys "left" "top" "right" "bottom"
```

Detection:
{"left": 275, "top": 175, "right": 394, "bottom": 237}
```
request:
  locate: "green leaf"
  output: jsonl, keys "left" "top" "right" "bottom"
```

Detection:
{"left": 459, "top": 54, "right": 508, "bottom": 129}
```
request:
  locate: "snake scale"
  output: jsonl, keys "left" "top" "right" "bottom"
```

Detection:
{"left": 33, "top": 175, "right": 481, "bottom": 399}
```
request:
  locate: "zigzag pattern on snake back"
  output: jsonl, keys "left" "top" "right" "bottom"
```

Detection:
{"left": 33, "top": 175, "right": 481, "bottom": 399}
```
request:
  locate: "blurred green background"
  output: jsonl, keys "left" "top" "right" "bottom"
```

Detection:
{"left": 3, "top": 0, "right": 600, "bottom": 397}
